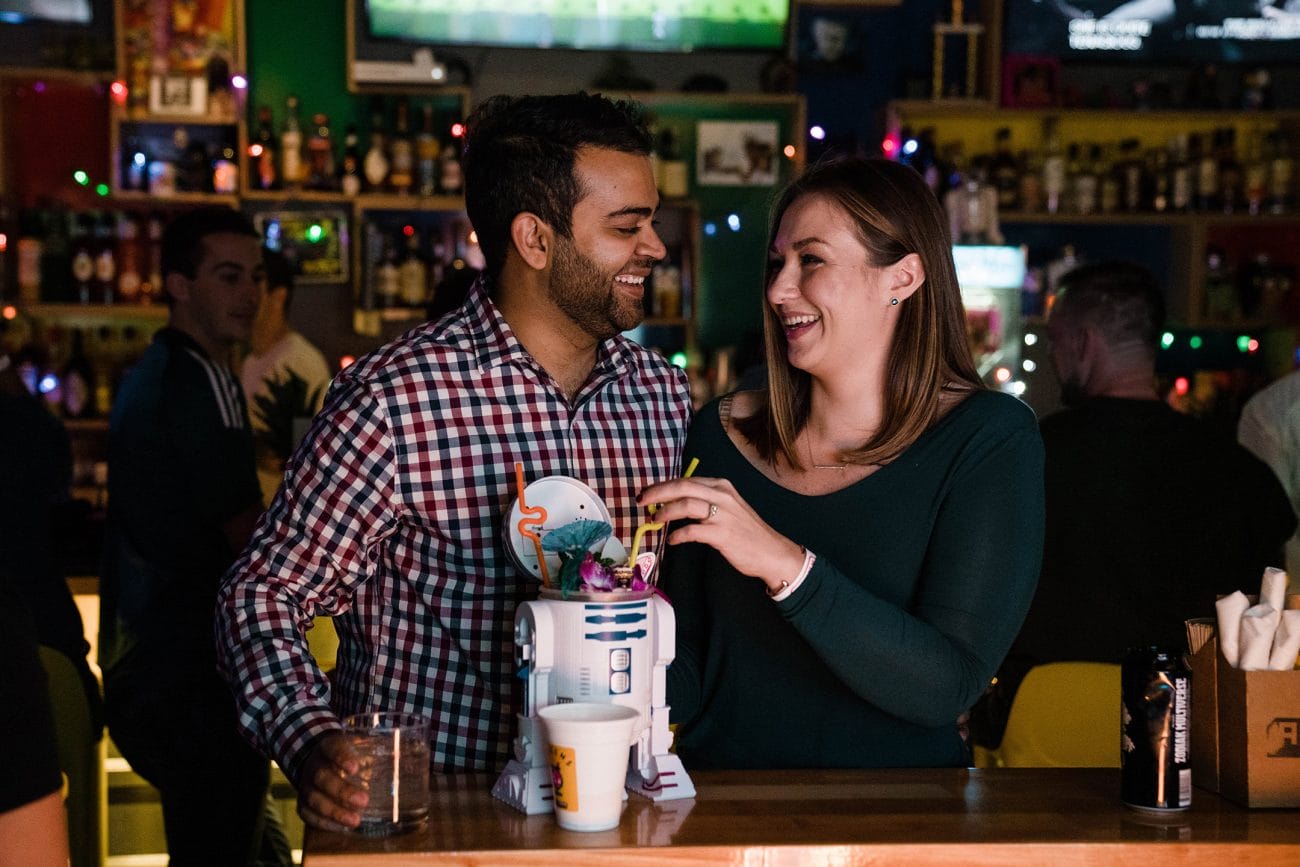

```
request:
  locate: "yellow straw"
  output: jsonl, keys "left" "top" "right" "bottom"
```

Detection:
{"left": 627, "top": 520, "right": 664, "bottom": 566}
{"left": 634, "top": 458, "right": 699, "bottom": 562}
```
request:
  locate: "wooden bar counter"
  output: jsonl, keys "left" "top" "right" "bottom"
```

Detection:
{"left": 304, "top": 768, "right": 1300, "bottom": 865}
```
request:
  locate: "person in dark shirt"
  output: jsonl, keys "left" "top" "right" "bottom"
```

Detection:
{"left": 0, "top": 358, "right": 101, "bottom": 730}
{"left": 970, "top": 260, "right": 1295, "bottom": 748}
{"left": 641, "top": 158, "right": 1044, "bottom": 769}
{"left": 99, "top": 208, "right": 289, "bottom": 865}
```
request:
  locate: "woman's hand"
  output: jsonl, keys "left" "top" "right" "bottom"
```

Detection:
{"left": 638, "top": 476, "right": 805, "bottom": 594}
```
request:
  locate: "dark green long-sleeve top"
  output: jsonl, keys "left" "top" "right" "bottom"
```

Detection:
{"left": 663, "top": 389, "right": 1044, "bottom": 769}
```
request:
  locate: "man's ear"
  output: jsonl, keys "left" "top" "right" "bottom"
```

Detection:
{"left": 509, "top": 212, "right": 553, "bottom": 271}
{"left": 165, "top": 272, "right": 190, "bottom": 304}
{"left": 888, "top": 252, "right": 926, "bottom": 302}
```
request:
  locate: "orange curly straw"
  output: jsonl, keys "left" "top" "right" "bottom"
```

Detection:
{"left": 514, "top": 462, "right": 550, "bottom": 587}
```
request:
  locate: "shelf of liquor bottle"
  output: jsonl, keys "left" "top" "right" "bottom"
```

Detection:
{"left": 1001, "top": 211, "right": 1300, "bottom": 226}
{"left": 110, "top": 190, "right": 240, "bottom": 207}
{"left": 63, "top": 418, "right": 110, "bottom": 433}
{"left": 114, "top": 111, "right": 242, "bottom": 128}
{"left": 889, "top": 101, "right": 1300, "bottom": 122}
{"left": 26, "top": 303, "right": 168, "bottom": 323}
{"left": 354, "top": 194, "right": 466, "bottom": 211}
{"left": 241, "top": 189, "right": 351, "bottom": 203}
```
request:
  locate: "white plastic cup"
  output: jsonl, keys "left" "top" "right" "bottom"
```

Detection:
{"left": 340, "top": 712, "right": 431, "bottom": 836}
{"left": 537, "top": 702, "right": 639, "bottom": 832}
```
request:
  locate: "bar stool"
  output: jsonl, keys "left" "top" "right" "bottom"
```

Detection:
{"left": 980, "top": 661, "right": 1121, "bottom": 768}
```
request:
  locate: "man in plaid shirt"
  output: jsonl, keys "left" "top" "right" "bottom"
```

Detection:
{"left": 215, "top": 92, "right": 692, "bottom": 832}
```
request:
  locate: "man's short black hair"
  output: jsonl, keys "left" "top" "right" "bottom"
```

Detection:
{"left": 1056, "top": 260, "right": 1167, "bottom": 351}
{"left": 262, "top": 248, "right": 295, "bottom": 312}
{"left": 161, "top": 208, "right": 260, "bottom": 280}
{"left": 461, "top": 91, "right": 653, "bottom": 282}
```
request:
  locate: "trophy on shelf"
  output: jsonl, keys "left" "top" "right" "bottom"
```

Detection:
{"left": 491, "top": 469, "right": 696, "bottom": 815}
{"left": 932, "top": 1, "right": 984, "bottom": 100}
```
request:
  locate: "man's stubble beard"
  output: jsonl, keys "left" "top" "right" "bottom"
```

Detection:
{"left": 548, "top": 236, "right": 646, "bottom": 340}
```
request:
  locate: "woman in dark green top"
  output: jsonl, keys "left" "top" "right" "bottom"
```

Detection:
{"left": 640, "top": 158, "right": 1045, "bottom": 769}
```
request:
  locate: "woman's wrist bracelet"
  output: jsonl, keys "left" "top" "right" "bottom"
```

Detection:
{"left": 768, "top": 547, "right": 815, "bottom": 601}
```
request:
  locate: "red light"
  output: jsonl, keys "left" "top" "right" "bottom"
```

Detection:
{"left": 1174, "top": 377, "right": 1190, "bottom": 396}
{"left": 2, "top": 305, "right": 17, "bottom": 320}
{"left": 248, "top": 143, "right": 264, "bottom": 157}
{"left": 881, "top": 137, "right": 898, "bottom": 157}
{"left": 402, "top": 224, "right": 415, "bottom": 237}
{"left": 0, "top": 232, "right": 7, "bottom": 252}
{"left": 339, "top": 355, "right": 356, "bottom": 369}
{"left": 110, "top": 80, "right": 128, "bottom": 104}
{"left": 1248, "top": 338, "right": 1260, "bottom": 353}
{"left": 450, "top": 123, "right": 465, "bottom": 138}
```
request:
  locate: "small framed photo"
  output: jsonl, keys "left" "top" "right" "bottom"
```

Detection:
{"left": 253, "top": 210, "right": 351, "bottom": 285}
{"left": 1002, "top": 55, "right": 1060, "bottom": 109}
{"left": 149, "top": 74, "right": 208, "bottom": 116}
{"left": 696, "top": 120, "right": 780, "bottom": 187}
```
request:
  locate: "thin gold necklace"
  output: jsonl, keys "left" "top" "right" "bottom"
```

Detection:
{"left": 804, "top": 434, "right": 847, "bottom": 470}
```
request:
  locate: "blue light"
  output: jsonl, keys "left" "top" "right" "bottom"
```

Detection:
{"left": 704, "top": 222, "right": 717, "bottom": 236}
{"left": 902, "top": 138, "right": 919, "bottom": 156}
{"left": 727, "top": 214, "right": 741, "bottom": 232}
{"left": 809, "top": 125, "right": 826, "bottom": 141}
{"left": 38, "top": 374, "right": 58, "bottom": 394}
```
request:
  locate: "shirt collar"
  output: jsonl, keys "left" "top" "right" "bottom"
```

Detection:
{"left": 459, "top": 277, "right": 640, "bottom": 382}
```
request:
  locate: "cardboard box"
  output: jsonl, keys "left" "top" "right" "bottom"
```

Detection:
{"left": 1188, "top": 598, "right": 1300, "bottom": 808}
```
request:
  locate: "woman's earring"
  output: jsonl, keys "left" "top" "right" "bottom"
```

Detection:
{"left": 890, "top": 297, "right": 899, "bottom": 306}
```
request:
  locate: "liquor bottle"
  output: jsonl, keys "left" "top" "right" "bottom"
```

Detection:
{"left": 143, "top": 211, "right": 164, "bottom": 304}
{"left": 1041, "top": 119, "right": 1067, "bottom": 215}
{"left": 439, "top": 141, "right": 463, "bottom": 195}
{"left": 306, "top": 112, "right": 336, "bottom": 191}
{"left": 1202, "top": 245, "right": 1238, "bottom": 321}
{"left": 375, "top": 236, "right": 401, "bottom": 308}
{"left": 178, "top": 132, "right": 213, "bottom": 193}
{"left": 213, "top": 145, "right": 239, "bottom": 194}
{"left": 914, "top": 127, "right": 943, "bottom": 195}
{"left": 1215, "top": 127, "right": 1243, "bottom": 215}
{"left": 388, "top": 98, "right": 415, "bottom": 194}
{"left": 1097, "top": 145, "right": 1120, "bottom": 214}
{"left": 116, "top": 212, "right": 143, "bottom": 304}
{"left": 989, "top": 127, "right": 1020, "bottom": 211}
{"left": 281, "top": 95, "right": 304, "bottom": 189}
{"left": 251, "top": 105, "right": 278, "bottom": 191}
{"left": 70, "top": 212, "right": 94, "bottom": 305}
{"left": 1192, "top": 132, "right": 1218, "bottom": 212}
{"left": 92, "top": 211, "right": 117, "bottom": 304}
{"left": 398, "top": 229, "right": 428, "bottom": 307}
{"left": 1071, "top": 145, "right": 1098, "bottom": 216}
{"left": 339, "top": 123, "right": 363, "bottom": 197}
{"left": 1167, "top": 134, "right": 1192, "bottom": 213}
{"left": 656, "top": 128, "right": 689, "bottom": 199}
{"left": 1243, "top": 133, "right": 1268, "bottom": 216}
{"left": 60, "top": 328, "right": 96, "bottom": 419}
{"left": 1118, "top": 139, "right": 1145, "bottom": 213}
{"left": 416, "top": 103, "right": 441, "bottom": 197}
{"left": 1148, "top": 148, "right": 1170, "bottom": 213}
{"left": 1267, "top": 127, "right": 1294, "bottom": 214}
{"left": 363, "top": 99, "right": 390, "bottom": 192}
{"left": 1018, "top": 149, "right": 1043, "bottom": 213}
{"left": 93, "top": 325, "right": 115, "bottom": 416}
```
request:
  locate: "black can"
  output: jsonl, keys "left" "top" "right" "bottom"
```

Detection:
{"left": 1121, "top": 646, "right": 1192, "bottom": 811}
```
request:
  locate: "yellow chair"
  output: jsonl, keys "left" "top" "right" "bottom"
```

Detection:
{"left": 979, "top": 661, "right": 1121, "bottom": 768}
{"left": 39, "top": 646, "right": 107, "bottom": 867}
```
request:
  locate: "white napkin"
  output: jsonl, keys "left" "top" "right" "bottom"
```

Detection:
{"left": 1216, "top": 591, "right": 1250, "bottom": 667}
{"left": 1239, "top": 603, "right": 1280, "bottom": 671}
{"left": 1261, "top": 566, "right": 1288, "bottom": 616}
{"left": 1269, "top": 609, "right": 1300, "bottom": 671}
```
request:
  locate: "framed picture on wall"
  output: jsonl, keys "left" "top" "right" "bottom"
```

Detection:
{"left": 148, "top": 75, "right": 208, "bottom": 116}
{"left": 695, "top": 120, "right": 780, "bottom": 187}
{"left": 252, "top": 209, "right": 350, "bottom": 284}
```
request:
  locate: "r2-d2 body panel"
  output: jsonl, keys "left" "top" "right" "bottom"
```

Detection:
{"left": 491, "top": 589, "right": 695, "bottom": 813}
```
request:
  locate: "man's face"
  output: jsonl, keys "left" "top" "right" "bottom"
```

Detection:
{"left": 176, "top": 232, "right": 265, "bottom": 352}
{"left": 548, "top": 147, "right": 666, "bottom": 340}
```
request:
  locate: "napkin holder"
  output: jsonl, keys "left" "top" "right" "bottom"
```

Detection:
{"left": 1189, "top": 596, "right": 1300, "bottom": 808}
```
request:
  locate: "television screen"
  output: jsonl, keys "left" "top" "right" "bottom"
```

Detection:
{"left": 364, "top": 0, "right": 791, "bottom": 53}
{"left": 0, "top": 1, "right": 91, "bottom": 25}
{"left": 1004, "top": 0, "right": 1300, "bottom": 64}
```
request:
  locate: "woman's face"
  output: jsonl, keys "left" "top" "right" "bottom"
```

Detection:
{"left": 766, "top": 194, "right": 897, "bottom": 378}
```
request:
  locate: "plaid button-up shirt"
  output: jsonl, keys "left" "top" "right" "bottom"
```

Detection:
{"left": 216, "top": 280, "right": 692, "bottom": 782}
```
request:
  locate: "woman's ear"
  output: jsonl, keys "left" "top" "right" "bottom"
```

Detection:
{"left": 889, "top": 252, "right": 926, "bottom": 302}
{"left": 509, "top": 212, "right": 552, "bottom": 271}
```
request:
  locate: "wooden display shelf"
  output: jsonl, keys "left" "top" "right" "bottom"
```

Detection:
{"left": 26, "top": 303, "right": 168, "bottom": 322}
